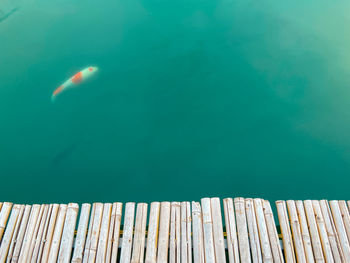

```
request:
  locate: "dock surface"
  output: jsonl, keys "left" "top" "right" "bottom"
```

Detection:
{"left": 0, "top": 198, "right": 349, "bottom": 262}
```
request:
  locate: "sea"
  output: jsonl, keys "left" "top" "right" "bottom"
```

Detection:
{"left": 1, "top": 0, "right": 350, "bottom": 204}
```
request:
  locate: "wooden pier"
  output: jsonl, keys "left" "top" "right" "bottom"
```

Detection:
{"left": 0, "top": 198, "right": 349, "bottom": 262}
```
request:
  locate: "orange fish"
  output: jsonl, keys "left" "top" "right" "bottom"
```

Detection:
{"left": 51, "top": 66, "right": 98, "bottom": 102}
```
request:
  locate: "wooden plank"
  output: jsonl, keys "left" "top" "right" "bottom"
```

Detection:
{"left": 120, "top": 202, "right": 135, "bottom": 263}
{"left": 234, "top": 197, "right": 251, "bottom": 263}
{"left": 83, "top": 203, "right": 96, "bottom": 263}
{"left": 201, "top": 198, "right": 215, "bottom": 263}
{"left": 286, "top": 200, "right": 306, "bottom": 263}
{"left": 320, "top": 200, "right": 343, "bottom": 263}
{"left": 245, "top": 198, "right": 262, "bottom": 263}
{"left": 11, "top": 205, "right": 31, "bottom": 263}
{"left": 262, "top": 200, "right": 283, "bottom": 263}
{"left": 72, "top": 203, "right": 91, "bottom": 263}
{"left": 169, "top": 202, "right": 180, "bottom": 263}
{"left": 304, "top": 200, "right": 325, "bottom": 262}
{"left": 106, "top": 203, "right": 117, "bottom": 263}
{"left": 145, "top": 202, "right": 160, "bottom": 263}
{"left": 28, "top": 205, "right": 45, "bottom": 262}
{"left": 47, "top": 204, "right": 67, "bottom": 263}
{"left": 276, "top": 200, "right": 296, "bottom": 263}
{"left": 312, "top": 200, "right": 334, "bottom": 263}
{"left": 58, "top": 203, "right": 79, "bottom": 263}
{"left": 156, "top": 202, "right": 170, "bottom": 263}
{"left": 0, "top": 202, "right": 13, "bottom": 242}
{"left": 110, "top": 203, "right": 123, "bottom": 263}
{"left": 41, "top": 204, "right": 59, "bottom": 263}
{"left": 339, "top": 201, "right": 350, "bottom": 244}
{"left": 37, "top": 204, "right": 54, "bottom": 262}
{"left": 223, "top": 198, "right": 239, "bottom": 263}
{"left": 329, "top": 200, "right": 350, "bottom": 262}
{"left": 254, "top": 198, "right": 273, "bottom": 263}
{"left": 0, "top": 204, "right": 21, "bottom": 262}
{"left": 191, "top": 202, "right": 204, "bottom": 263}
{"left": 131, "top": 203, "right": 148, "bottom": 263}
{"left": 6, "top": 205, "right": 25, "bottom": 263}
{"left": 181, "top": 202, "right": 192, "bottom": 263}
{"left": 210, "top": 198, "right": 225, "bottom": 262}
{"left": 87, "top": 203, "right": 104, "bottom": 263}
{"left": 18, "top": 204, "right": 41, "bottom": 262}
{"left": 295, "top": 200, "right": 314, "bottom": 263}
{"left": 96, "top": 203, "right": 112, "bottom": 263}
{"left": 31, "top": 204, "right": 49, "bottom": 262}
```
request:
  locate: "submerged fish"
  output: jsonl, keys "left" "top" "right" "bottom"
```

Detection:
{"left": 0, "top": 7, "right": 19, "bottom": 23}
{"left": 51, "top": 66, "right": 98, "bottom": 102}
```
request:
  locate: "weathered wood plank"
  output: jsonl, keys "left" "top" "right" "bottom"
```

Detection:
{"left": 235, "top": 197, "right": 251, "bottom": 263}
{"left": 181, "top": 202, "right": 192, "bottom": 263}
{"left": 245, "top": 198, "right": 262, "bottom": 263}
{"left": 58, "top": 203, "right": 79, "bottom": 263}
{"left": 276, "top": 200, "right": 296, "bottom": 263}
{"left": 286, "top": 200, "right": 306, "bottom": 263}
{"left": 131, "top": 203, "right": 148, "bottom": 263}
{"left": 47, "top": 204, "right": 67, "bottom": 263}
{"left": 263, "top": 200, "right": 283, "bottom": 263}
{"left": 120, "top": 202, "right": 135, "bottom": 263}
{"left": 0, "top": 203, "right": 13, "bottom": 242}
{"left": 6, "top": 204, "right": 25, "bottom": 263}
{"left": 156, "top": 202, "right": 171, "bottom": 263}
{"left": 201, "top": 198, "right": 215, "bottom": 263}
{"left": 31, "top": 204, "right": 49, "bottom": 263}
{"left": 72, "top": 203, "right": 91, "bottom": 263}
{"left": 211, "top": 198, "right": 225, "bottom": 263}
{"left": 169, "top": 202, "right": 180, "bottom": 263}
{"left": 41, "top": 204, "right": 59, "bottom": 263}
{"left": 87, "top": 203, "right": 104, "bottom": 263}
{"left": 191, "top": 202, "right": 204, "bottom": 263}
{"left": 96, "top": 203, "right": 112, "bottom": 263}
{"left": 145, "top": 202, "right": 160, "bottom": 263}
{"left": 223, "top": 198, "right": 239, "bottom": 263}
{"left": 320, "top": 200, "right": 343, "bottom": 263}
{"left": 111, "top": 203, "right": 123, "bottom": 263}
{"left": 0, "top": 204, "right": 21, "bottom": 262}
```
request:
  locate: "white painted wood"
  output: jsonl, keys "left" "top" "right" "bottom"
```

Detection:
{"left": 58, "top": 203, "right": 79, "bottom": 263}
{"left": 47, "top": 204, "right": 67, "bottom": 263}
{"left": 145, "top": 202, "right": 160, "bottom": 263}
{"left": 18, "top": 204, "right": 41, "bottom": 262}
{"left": 120, "top": 202, "right": 136, "bottom": 263}
{"left": 96, "top": 203, "right": 112, "bottom": 263}
{"left": 276, "top": 200, "right": 296, "bottom": 263}
{"left": 191, "top": 202, "right": 204, "bottom": 263}
{"left": 320, "top": 200, "right": 343, "bottom": 263}
{"left": 111, "top": 203, "right": 123, "bottom": 263}
{"left": 6, "top": 204, "right": 24, "bottom": 263}
{"left": 156, "top": 202, "right": 170, "bottom": 263}
{"left": 72, "top": 203, "right": 91, "bottom": 263}
{"left": 0, "top": 204, "right": 20, "bottom": 262}
{"left": 169, "top": 202, "right": 180, "bottom": 263}
{"left": 201, "top": 198, "right": 215, "bottom": 263}
{"left": 0, "top": 203, "right": 13, "bottom": 242}
{"left": 254, "top": 198, "right": 273, "bottom": 263}
{"left": 286, "top": 200, "right": 306, "bottom": 263}
{"left": 245, "top": 198, "right": 262, "bottom": 263}
{"left": 31, "top": 204, "right": 49, "bottom": 263}
{"left": 131, "top": 203, "right": 148, "bottom": 263}
{"left": 11, "top": 205, "right": 31, "bottom": 263}
{"left": 262, "top": 200, "right": 283, "bottom": 263}
{"left": 235, "top": 197, "right": 251, "bottom": 263}
{"left": 329, "top": 201, "right": 350, "bottom": 262}
{"left": 223, "top": 198, "right": 239, "bottom": 263}
{"left": 87, "top": 203, "right": 104, "bottom": 263}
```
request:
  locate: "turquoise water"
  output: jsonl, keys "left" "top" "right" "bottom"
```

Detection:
{"left": 1, "top": 0, "right": 350, "bottom": 204}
